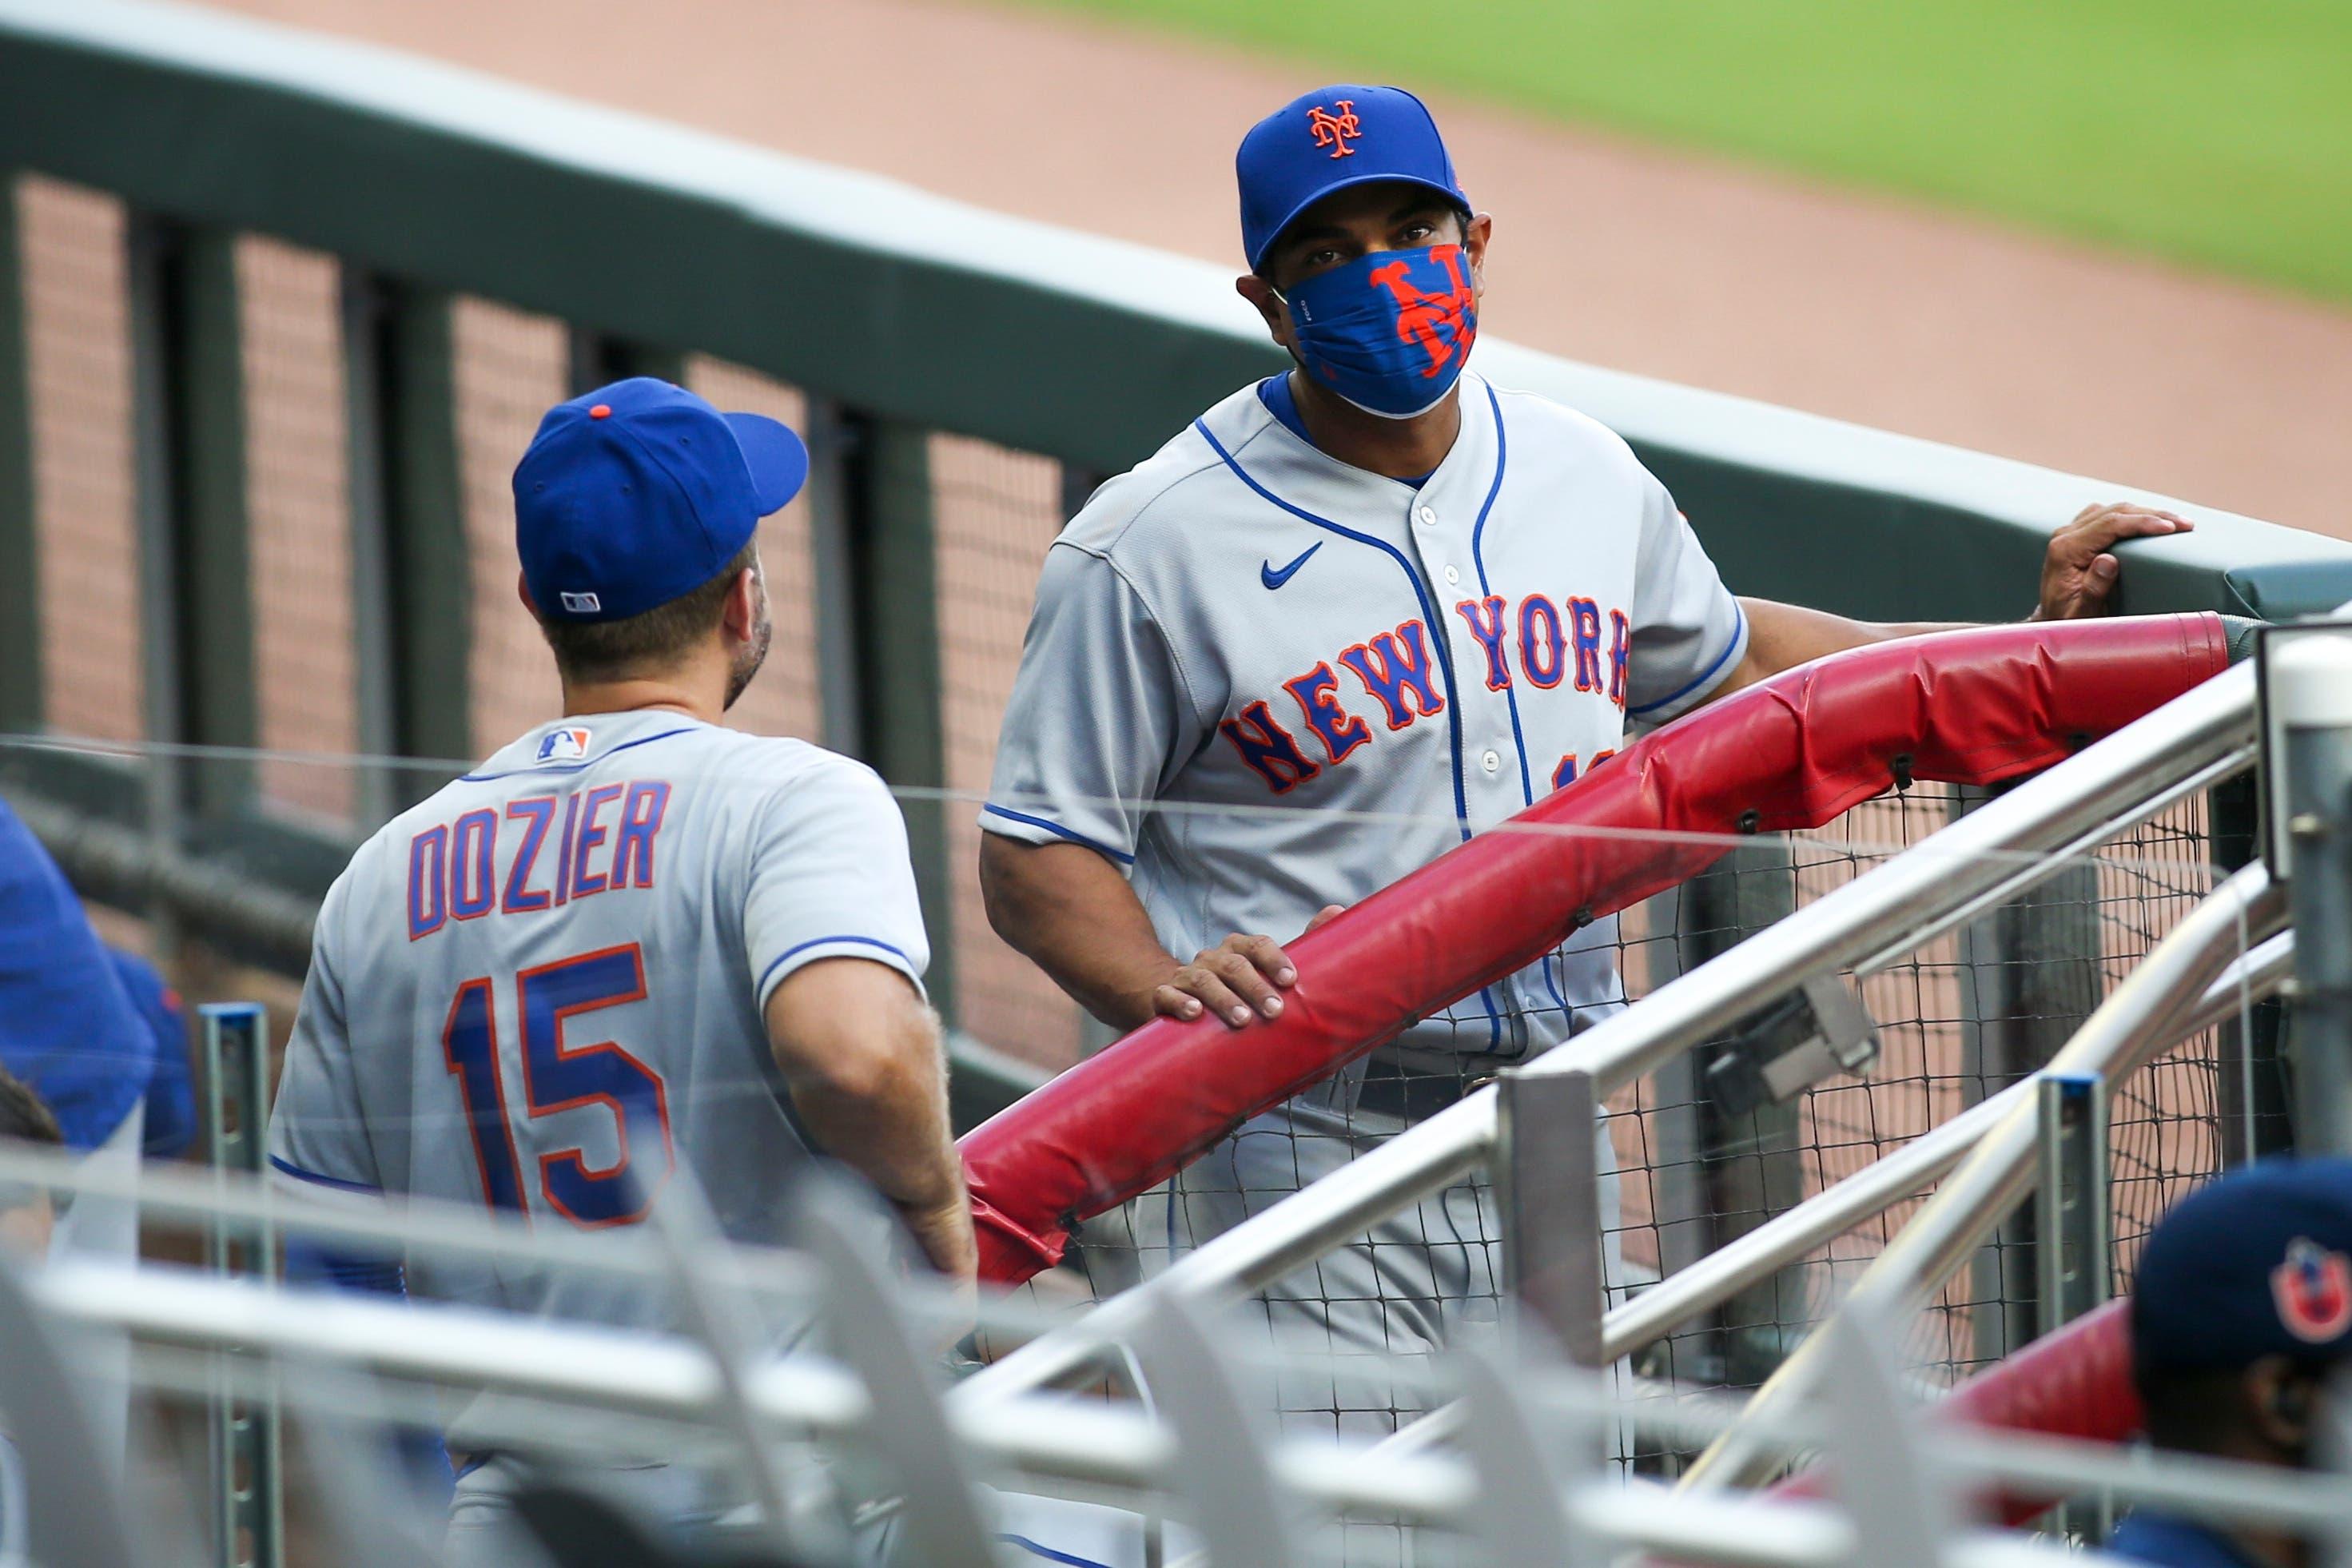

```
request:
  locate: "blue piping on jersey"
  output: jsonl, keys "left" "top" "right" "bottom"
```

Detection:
{"left": 981, "top": 804, "right": 1137, "bottom": 866}
{"left": 458, "top": 725, "right": 701, "bottom": 782}
{"left": 1463, "top": 383, "right": 1571, "bottom": 1021}
{"left": 1195, "top": 416, "right": 1503, "bottom": 1050}
{"left": 999, "top": 1536, "right": 1116, "bottom": 1568}
{"left": 1627, "top": 602, "right": 1749, "bottom": 718}
{"left": 757, "top": 933, "right": 915, "bottom": 997}
{"left": 269, "top": 1154, "right": 382, "bottom": 1194}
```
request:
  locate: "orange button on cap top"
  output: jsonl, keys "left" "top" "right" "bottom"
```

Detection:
{"left": 589, "top": 404, "right": 612, "bottom": 419}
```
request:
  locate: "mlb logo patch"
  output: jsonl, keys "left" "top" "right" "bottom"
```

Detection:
{"left": 538, "top": 726, "right": 593, "bottom": 763}
{"left": 559, "top": 591, "right": 602, "bottom": 615}
{"left": 2272, "top": 1236, "right": 2352, "bottom": 1344}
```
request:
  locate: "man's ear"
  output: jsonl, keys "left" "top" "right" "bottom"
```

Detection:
{"left": 516, "top": 570, "right": 537, "bottom": 616}
{"left": 1235, "top": 273, "right": 1292, "bottom": 352}
{"left": 2247, "top": 1357, "right": 2316, "bottom": 1452}
{"left": 720, "top": 560, "right": 761, "bottom": 643}
{"left": 1464, "top": 212, "right": 1494, "bottom": 296}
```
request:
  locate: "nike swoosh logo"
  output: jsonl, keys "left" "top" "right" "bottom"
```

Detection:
{"left": 1260, "top": 543, "right": 1322, "bottom": 591}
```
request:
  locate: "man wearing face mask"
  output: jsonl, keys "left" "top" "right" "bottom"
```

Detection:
{"left": 979, "top": 84, "right": 2187, "bottom": 1435}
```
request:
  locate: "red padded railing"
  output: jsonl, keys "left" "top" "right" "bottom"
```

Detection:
{"left": 1768, "top": 1297, "right": 2140, "bottom": 1523}
{"left": 961, "top": 615, "right": 2231, "bottom": 1284}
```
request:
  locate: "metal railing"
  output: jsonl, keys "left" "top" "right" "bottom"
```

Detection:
{"left": 5, "top": 1142, "right": 2350, "bottom": 1567}
{"left": 960, "top": 661, "right": 2261, "bottom": 1405}
{"left": 1678, "top": 861, "right": 2286, "bottom": 1490}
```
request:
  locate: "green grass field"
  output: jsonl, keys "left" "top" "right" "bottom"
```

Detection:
{"left": 1013, "top": 0, "right": 2352, "bottom": 303}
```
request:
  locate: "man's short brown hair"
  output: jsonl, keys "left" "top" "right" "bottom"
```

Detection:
{"left": 0, "top": 1068, "right": 60, "bottom": 1147}
{"left": 535, "top": 541, "right": 756, "bottom": 684}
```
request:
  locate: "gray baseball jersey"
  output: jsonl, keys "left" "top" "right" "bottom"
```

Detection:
{"left": 984, "top": 369, "right": 1745, "bottom": 1062}
{"left": 983, "top": 371, "right": 1739, "bottom": 1447}
{"left": 267, "top": 710, "right": 929, "bottom": 1331}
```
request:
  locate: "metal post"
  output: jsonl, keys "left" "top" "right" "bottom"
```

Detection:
{"left": 1059, "top": 461, "right": 1106, "bottom": 525}
{"left": 125, "top": 215, "right": 257, "bottom": 827}
{"left": 0, "top": 173, "right": 41, "bottom": 735}
{"left": 841, "top": 411, "right": 957, "bottom": 1025}
{"left": 339, "top": 268, "right": 400, "bottom": 829}
{"left": 1498, "top": 1065, "right": 1604, "bottom": 1367}
{"left": 2212, "top": 775, "right": 2294, "bottom": 1164}
{"left": 2035, "top": 1069, "right": 2113, "bottom": 1542}
{"left": 201, "top": 1003, "right": 281, "bottom": 1568}
{"left": 800, "top": 395, "right": 864, "bottom": 756}
{"left": 2272, "top": 634, "right": 2352, "bottom": 1156}
{"left": 343, "top": 273, "right": 470, "bottom": 813}
{"left": 1679, "top": 840, "right": 1805, "bottom": 1389}
{"left": 1958, "top": 778, "right": 2103, "bottom": 1364}
{"left": 2032, "top": 1073, "right": 2111, "bottom": 1339}
{"left": 566, "top": 328, "right": 684, "bottom": 395}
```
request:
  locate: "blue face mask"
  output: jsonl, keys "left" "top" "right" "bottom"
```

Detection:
{"left": 1277, "top": 243, "right": 1479, "bottom": 420}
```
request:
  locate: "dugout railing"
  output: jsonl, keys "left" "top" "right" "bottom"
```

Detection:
{"left": 957, "top": 647, "right": 2279, "bottom": 1457}
{"left": 5, "top": 1136, "right": 2348, "bottom": 1567}
{"left": 5, "top": 0, "right": 2352, "bottom": 1128}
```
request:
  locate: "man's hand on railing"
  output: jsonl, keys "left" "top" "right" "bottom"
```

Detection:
{"left": 2030, "top": 501, "right": 2195, "bottom": 621}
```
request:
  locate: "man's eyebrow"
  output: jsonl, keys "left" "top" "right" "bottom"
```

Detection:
{"left": 1281, "top": 221, "right": 1353, "bottom": 249}
{"left": 1390, "top": 196, "right": 1454, "bottom": 222}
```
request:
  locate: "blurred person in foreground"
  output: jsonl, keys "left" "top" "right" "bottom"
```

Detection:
{"left": 0, "top": 1065, "right": 62, "bottom": 1563}
{"left": 265, "top": 378, "right": 971, "bottom": 1562}
{"left": 2111, "top": 1159, "right": 2352, "bottom": 1568}
{"left": 0, "top": 1063, "right": 63, "bottom": 1260}
{"left": 0, "top": 793, "right": 178, "bottom": 1475}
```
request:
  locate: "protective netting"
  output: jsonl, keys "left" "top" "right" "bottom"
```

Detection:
{"left": 1022, "top": 781, "right": 2242, "bottom": 1456}
{"left": 932, "top": 432, "right": 1087, "bottom": 1066}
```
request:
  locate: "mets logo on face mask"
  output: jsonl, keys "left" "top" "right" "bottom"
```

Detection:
{"left": 1367, "top": 245, "right": 1477, "bottom": 378}
{"left": 1307, "top": 100, "right": 1361, "bottom": 158}
{"left": 2272, "top": 1237, "right": 2352, "bottom": 1344}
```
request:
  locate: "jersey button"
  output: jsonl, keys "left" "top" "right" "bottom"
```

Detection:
{"left": 1443, "top": 564, "right": 1461, "bottom": 587}
{"left": 1416, "top": 504, "right": 1438, "bottom": 527}
{"left": 1480, "top": 748, "right": 1501, "bottom": 774}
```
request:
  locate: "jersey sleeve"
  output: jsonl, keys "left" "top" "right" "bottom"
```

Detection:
{"left": 981, "top": 542, "right": 1204, "bottom": 868}
{"left": 1624, "top": 476, "right": 1749, "bottom": 726}
{"left": 265, "top": 876, "right": 384, "bottom": 1199}
{"left": 745, "top": 758, "right": 931, "bottom": 1007}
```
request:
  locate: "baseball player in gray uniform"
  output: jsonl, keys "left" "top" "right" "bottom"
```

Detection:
{"left": 979, "top": 84, "right": 2187, "bottom": 1438}
{"left": 267, "top": 377, "right": 973, "bottom": 1551}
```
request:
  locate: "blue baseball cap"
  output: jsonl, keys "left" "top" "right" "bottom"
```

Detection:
{"left": 2134, "top": 1158, "right": 2352, "bottom": 1375}
{"left": 512, "top": 377, "right": 809, "bottom": 623}
{"left": 1237, "top": 84, "right": 1469, "bottom": 273}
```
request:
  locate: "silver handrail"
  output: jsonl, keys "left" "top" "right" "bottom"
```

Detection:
{"left": 1679, "top": 859, "right": 2286, "bottom": 1491}
{"left": 957, "top": 662, "right": 2256, "bottom": 1405}
{"left": 1368, "top": 929, "right": 2291, "bottom": 1461}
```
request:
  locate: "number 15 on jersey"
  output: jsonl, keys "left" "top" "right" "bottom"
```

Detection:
{"left": 440, "top": 942, "right": 675, "bottom": 1227}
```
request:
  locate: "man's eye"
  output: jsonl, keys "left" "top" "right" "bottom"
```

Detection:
{"left": 1402, "top": 222, "right": 1435, "bottom": 241}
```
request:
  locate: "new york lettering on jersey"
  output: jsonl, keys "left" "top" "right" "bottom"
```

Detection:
{"left": 984, "top": 370, "right": 1746, "bottom": 1057}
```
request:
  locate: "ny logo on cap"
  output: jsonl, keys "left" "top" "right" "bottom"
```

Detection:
{"left": 2273, "top": 1237, "right": 2352, "bottom": 1344}
{"left": 1307, "top": 100, "right": 1361, "bottom": 159}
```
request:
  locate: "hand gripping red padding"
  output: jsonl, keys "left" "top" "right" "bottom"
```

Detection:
{"left": 1766, "top": 1296, "right": 2141, "bottom": 1524}
{"left": 961, "top": 615, "right": 2230, "bottom": 1284}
